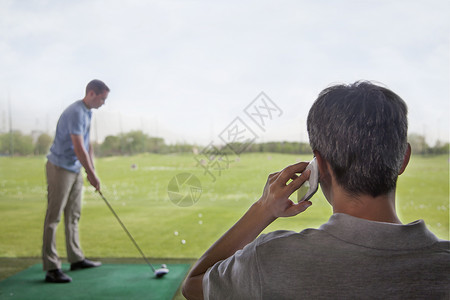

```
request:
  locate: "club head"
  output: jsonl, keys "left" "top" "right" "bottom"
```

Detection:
{"left": 154, "top": 264, "right": 169, "bottom": 278}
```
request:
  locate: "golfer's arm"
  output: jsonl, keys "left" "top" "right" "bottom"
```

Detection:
{"left": 88, "top": 143, "right": 95, "bottom": 170}
{"left": 71, "top": 134, "right": 96, "bottom": 177}
{"left": 182, "top": 201, "right": 276, "bottom": 300}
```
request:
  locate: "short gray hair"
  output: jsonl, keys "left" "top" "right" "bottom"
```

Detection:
{"left": 307, "top": 81, "right": 408, "bottom": 197}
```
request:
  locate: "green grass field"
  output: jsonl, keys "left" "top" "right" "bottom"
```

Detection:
{"left": 0, "top": 153, "right": 448, "bottom": 261}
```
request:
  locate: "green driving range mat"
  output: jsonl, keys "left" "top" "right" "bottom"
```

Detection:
{"left": 0, "top": 263, "right": 190, "bottom": 300}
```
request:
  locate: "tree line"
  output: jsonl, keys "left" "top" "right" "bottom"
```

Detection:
{"left": 0, "top": 130, "right": 448, "bottom": 157}
{"left": 0, "top": 131, "right": 53, "bottom": 156}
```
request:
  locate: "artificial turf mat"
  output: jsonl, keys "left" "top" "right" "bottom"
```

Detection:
{"left": 0, "top": 263, "right": 190, "bottom": 300}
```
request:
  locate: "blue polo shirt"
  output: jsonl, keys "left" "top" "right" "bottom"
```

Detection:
{"left": 47, "top": 100, "right": 92, "bottom": 173}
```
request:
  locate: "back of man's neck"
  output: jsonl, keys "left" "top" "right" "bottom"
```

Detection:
{"left": 332, "top": 190, "right": 402, "bottom": 224}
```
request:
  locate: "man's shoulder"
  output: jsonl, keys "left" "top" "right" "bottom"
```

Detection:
{"left": 61, "top": 100, "right": 90, "bottom": 124}
{"left": 255, "top": 227, "right": 325, "bottom": 248}
{"left": 62, "top": 100, "right": 87, "bottom": 115}
{"left": 433, "top": 238, "right": 450, "bottom": 253}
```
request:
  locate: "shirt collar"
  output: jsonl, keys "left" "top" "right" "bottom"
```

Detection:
{"left": 80, "top": 99, "right": 91, "bottom": 111}
{"left": 319, "top": 213, "right": 439, "bottom": 250}
{"left": 79, "top": 100, "right": 92, "bottom": 117}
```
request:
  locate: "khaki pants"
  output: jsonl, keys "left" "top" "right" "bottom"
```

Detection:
{"left": 42, "top": 161, "right": 85, "bottom": 271}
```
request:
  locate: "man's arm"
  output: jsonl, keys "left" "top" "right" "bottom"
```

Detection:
{"left": 71, "top": 134, "right": 100, "bottom": 191}
{"left": 89, "top": 143, "right": 95, "bottom": 169}
{"left": 182, "top": 162, "right": 313, "bottom": 300}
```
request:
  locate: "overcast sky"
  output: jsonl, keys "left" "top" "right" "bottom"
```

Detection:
{"left": 1, "top": 0, "right": 449, "bottom": 146}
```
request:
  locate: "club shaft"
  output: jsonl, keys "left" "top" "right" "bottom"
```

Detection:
{"left": 98, "top": 191, "right": 156, "bottom": 272}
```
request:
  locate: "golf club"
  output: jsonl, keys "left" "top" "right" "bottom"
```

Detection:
{"left": 97, "top": 190, "right": 169, "bottom": 278}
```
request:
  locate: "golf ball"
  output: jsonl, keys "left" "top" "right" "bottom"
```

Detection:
{"left": 198, "top": 220, "right": 203, "bottom": 225}
{"left": 198, "top": 213, "right": 203, "bottom": 218}
{"left": 174, "top": 231, "right": 179, "bottom": 236}
{"left": 181, "top": 239, "right": 186, "bottom": 244}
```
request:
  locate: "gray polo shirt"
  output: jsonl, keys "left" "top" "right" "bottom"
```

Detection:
{"left": 204, "top": 213, "right": 450, "bottom": 299}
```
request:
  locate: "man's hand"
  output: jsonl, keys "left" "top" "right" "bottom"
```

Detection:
{"left": 258, "top": 161, "right": 313, "bottom": 219}
{"left": 182, "top": 161, "right": 313, "bottom": 300}
{"left": 86, "top": 172, "right": 100, "bottom": 191}
{"left": 71, "top": 134, "right": 100, "bottom": 191}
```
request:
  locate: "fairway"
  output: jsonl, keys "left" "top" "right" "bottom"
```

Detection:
{"left": 0, "top": 153, "right": 448, "bottom": 261}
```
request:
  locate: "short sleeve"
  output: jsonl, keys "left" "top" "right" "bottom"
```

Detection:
{"left": 203, "top": 240, "right": 262, "bottom": 300}
{"left": 68, "top": 109, "right": 84, "bottom": 136}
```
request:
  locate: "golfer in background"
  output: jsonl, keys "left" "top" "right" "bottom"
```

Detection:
{"left": 42, "top": 79, "right": 109, "bottom": 283}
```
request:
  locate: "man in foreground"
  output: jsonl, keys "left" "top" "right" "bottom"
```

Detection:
{"left": 42, "top": 79, "right": 109, "bottom": 283}
{"left": 183, "top": 81, "right": 450, "bottom": 299}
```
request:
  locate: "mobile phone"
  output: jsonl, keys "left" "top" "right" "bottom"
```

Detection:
{"left": 297, "top": 157, "right": 319, "bottom": 202}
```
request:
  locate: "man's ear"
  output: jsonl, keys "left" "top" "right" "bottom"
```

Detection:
{"left": 86, "top": 90, "right": 96, "bottom": 99}
{"left": 398, "top": 143, "right": 411, "bottom": 175}
{"left": 313, "top": 150, "right": 329, "bottom": 178}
